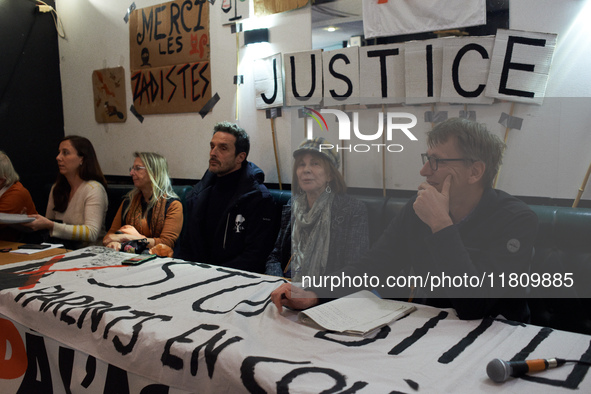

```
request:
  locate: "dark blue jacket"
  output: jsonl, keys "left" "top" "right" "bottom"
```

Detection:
{"left": 176, "top": 161, "right": 276, "bottom": 273}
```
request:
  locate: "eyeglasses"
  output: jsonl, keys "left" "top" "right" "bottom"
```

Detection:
{"left": 421, "top": 154, "right": 474, "bottom": 172}
{"left": 129, "top": 166, "right": 146, "bottom": 173}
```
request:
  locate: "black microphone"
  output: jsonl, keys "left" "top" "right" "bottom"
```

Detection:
{"left": 486, "top": 357, "right": 566, "bottom": 383}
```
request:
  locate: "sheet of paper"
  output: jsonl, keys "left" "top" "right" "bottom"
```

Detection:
{"left": 299, "top": 290, "right": 415, "bottom": 335}
{"left": 9, "top": 243, "right": 64, "bottom": 255}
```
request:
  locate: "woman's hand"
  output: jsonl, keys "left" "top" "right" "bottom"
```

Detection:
{"left": 270, "top": 283, "right": 319, "bottom": 313}
{"left": 22, "top": 214, "right": 54, "bottom": 232}
{"left": 105, "top": 241, "right": 122, "bottom": 251}
{"left": 119, "top": 225, "right": 141, "bottom": 236}
{"left": 104, "top": 226, "right": 144, "bottom": 245}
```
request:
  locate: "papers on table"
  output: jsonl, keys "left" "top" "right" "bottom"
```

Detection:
{"left": 9, "top": 243, "right": 65, "bottom": 255}
{"left": 298, "top": 290, "right": 416, "bottom": 336}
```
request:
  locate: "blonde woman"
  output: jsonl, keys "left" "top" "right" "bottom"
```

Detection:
{"left": 103, "top": 152, "right": 183, "bottom": 251}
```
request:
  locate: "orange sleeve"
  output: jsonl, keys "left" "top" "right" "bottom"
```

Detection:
{"left": 0, "top": 182, "right": 37, "bottom": 215}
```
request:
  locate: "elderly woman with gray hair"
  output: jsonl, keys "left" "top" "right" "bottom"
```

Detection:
{"left": 267, "top": 138, "right": 369, "bottom": 310}
{"left": 0, "top": 151, "right": 38, "bottom": 241}
{"left": 103, "top": 152, "right": 182, "bottom": 254}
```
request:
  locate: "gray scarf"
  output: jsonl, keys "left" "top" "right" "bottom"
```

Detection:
{"left": 291, "top": 191, "right": 334, "bottom": 283}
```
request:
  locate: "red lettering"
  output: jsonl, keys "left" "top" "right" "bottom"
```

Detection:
{"left": 0, "top": 319, "right": 27, "bottom": 379}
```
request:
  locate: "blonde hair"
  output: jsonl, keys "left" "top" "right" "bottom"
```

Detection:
{"left": 0, "top": 151, "right": 19, "bottom": 186}
{"left": 124, "top": 152, "right": 178, "bottom": 217}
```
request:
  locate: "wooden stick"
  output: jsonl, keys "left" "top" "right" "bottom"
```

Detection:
{"left": 382, "top": 104, "right": 387, "bottom": 197}
{"left": 573, "top": 161, "right": 591, "bottom": 208}
{"left": 270, "top": 117, "right": 283, "bottom": 190}
{"left": 493, "top": 102, "right": 516, "bottom": 189}
{"left": 340, "top": 105, "right": 346, "bottom": 179}
{"left": 235, "top": 29, "right": 240, "bottom": 120}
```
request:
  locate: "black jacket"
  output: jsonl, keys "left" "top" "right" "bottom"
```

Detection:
{"left": 176, "top": 161, "right": 276, "bottom": 273}
{"left": 338, "top": 188, "right": 538, "bottom": 322}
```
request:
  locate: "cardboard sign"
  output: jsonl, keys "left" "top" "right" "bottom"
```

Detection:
{"left": 254, "top": 0, "right": 308, "bottom": 17}
{"left": 92, "top": 67, "right": 127, "bottom": 123}
{"left": 129, "top": 0, "right": 211, "bottom": 114}
{"left": 284, "top": 49, "right": 323, "bottom": 106}
{"left": 359, "top": 43, "right": 406, "bottom": 105}
{"left": 405, "top": 38, "right": 443, "bottom": 104}
{"left": 254, "top": 53, "right": 284, "bottom": 109}
{"left": 486, "top": 29, "right": 558, "bottom": 105}
{"left": 322, "top": 46, "right": 360, "bottom": 107}
{"left": 441, "top": 36, "right": 495, "bottom": 104}
{"left": 220, "top": 0, "right": 250, "bottom": 25}
{"left": 130, "top": 61, "right": 211, "bottom": 115}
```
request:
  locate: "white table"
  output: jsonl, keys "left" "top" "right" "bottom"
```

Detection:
{"left": 1, "top": 246, "right": 590, "bottom": 393}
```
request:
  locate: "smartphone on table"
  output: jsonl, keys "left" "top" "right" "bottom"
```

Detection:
{"left": 122, "top": 254, "right": 157, "bottom": 265}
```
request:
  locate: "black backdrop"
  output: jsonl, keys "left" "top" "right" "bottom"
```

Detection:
{"left": 0, "top": 0, "right": 64, "bottom": 212}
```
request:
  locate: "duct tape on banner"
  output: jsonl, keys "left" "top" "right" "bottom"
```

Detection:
{"left": 130, "top": 105, "right": 144, "bottom": 123}
{"left": 459, "top": 110, "right": 476, "bottom": 121}
{"left": 499, "top": 112, "right": 523, "bottom": 130}
{"left": 424, "top": 111, "right": 448, "bottom": 123}
{"left": 199, "top": 93, "right": 220, "bottom": 118}
{"left": 123, "top": 3, "right": 136, "bottom": 23}
{"left": 266, "top": 108, "right": 282, "bottom": 119}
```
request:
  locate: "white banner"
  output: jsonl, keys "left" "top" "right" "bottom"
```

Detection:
{"left": 254, "top": 53, "right": 284, "bottom": 109}
{"left": 405, "top": 38, "right": 443, "bottom": 104}
{"left": 440, "top": 36, "right": 495, "bottom": 104}
{"left": 363, "top": 0, "right": 486, "bottom": 39}
{"left": 322, "top": 46, "right": 360, "bottom": 106}
{"left": 360, "top": 43, "right": 406, "bottom": 105}
{"left": 284, "top": 49, "right": 323, "bottom": 106}
{"left": 486, "top": 29, "right": 558, "bottom": 105}
{"left": 2, "top": 247, "right": 590, "bottom": 393}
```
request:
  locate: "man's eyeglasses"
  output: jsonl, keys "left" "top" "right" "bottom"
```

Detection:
{"left": 421, "top": 154, "right": 474, "bottom": 171}
{"left": 129, "top": 166, "right": 146, "bottom": 173}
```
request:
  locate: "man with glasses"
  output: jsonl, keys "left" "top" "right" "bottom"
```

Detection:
{"left": 175, "top": 121, "right": 276, "bottom": 273}
{"left": 273, "top": 117, "right": 537, "bottom": 322}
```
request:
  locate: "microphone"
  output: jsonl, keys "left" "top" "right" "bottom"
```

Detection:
{"left": 486, "top": 357, "right": 566, "bottom": 383}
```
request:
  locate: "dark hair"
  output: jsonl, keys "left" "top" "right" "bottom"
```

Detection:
{"left": 292, "top": 151, "right": 347, "bottom": 195}
{"left": 53, "top": 135, "right": 108, "bottom": 213}
{"left": 427, "top": 118, "right": 505, "bottom": 188}
{"left": 213, "top": 121, "right": 250, "bottom": 158}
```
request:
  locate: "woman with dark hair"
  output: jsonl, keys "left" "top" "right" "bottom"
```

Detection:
{"left": 103, "top": 152, "right": 183, "bottom": 253}
{"left": 25, "top": 136, "right": 108, "bottom": 248}
{"left": 267, "top": 138, "right": 369, "bottom": 308}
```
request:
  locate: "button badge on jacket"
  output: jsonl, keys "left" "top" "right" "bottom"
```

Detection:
{"left": 234, "top": 214, "right": 246, "bottom": 233}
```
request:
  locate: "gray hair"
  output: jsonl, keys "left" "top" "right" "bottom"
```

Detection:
{"left": 0, "top": 151, "right": 20, "bottom": 185}
{"left": 427, "top": 118, "right": 505, "bottom": 188}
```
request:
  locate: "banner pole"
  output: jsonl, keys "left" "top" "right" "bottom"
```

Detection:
{"left": 573, "top": 161, "right": 591, "bottom": 208}
{"left": 382, "top": 104, "right": 387, "bottom": 197}
{"left": 493, "top": 102, "right": 515, "bottom": 189}
{"left": 235, "top": 30, "right": 240, "bottom": 120}
{"left": 270, "top": 117, "right": 283, "bottom": 190}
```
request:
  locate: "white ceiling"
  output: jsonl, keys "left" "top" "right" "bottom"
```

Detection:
{"left": 311, "top": 0, "right": 364, "bottom": 50}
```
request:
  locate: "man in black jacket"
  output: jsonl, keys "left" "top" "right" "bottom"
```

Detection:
{"left": 176, "top": 122, "right": 276, "bottom": 273}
